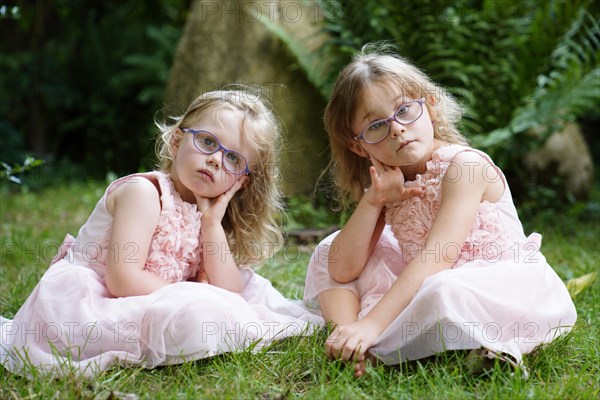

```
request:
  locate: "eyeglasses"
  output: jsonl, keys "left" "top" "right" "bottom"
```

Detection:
{"left": 181, "top": 128, "right": 250, "bottom": 175}
{"left": 354, "top": 98, "right": 425, "bottom": 144}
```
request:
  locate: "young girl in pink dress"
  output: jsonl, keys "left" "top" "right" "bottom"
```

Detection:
{"left": 304, "top": 49, "right": 577, "bottom": 377}
{"left": 1, "top": 88, "right": 322, "bottom": 377}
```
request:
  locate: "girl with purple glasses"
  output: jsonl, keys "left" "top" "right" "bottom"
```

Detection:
{"left": 1, "top": 88, "right": 322, "bottom": 377}
{"left": 304, "top": 47, "right": 576, "bottom": 377}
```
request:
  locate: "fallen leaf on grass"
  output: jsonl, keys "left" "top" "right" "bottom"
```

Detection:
{"left": 566, "top": 272, "right": 597, "bottom": 298}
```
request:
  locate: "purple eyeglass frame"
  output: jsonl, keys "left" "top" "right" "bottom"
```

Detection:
{"left": 181, "top": 128, "right": 251, "bottom": 175}
{"left": 354, "top": 98, "right": 426, "bottom": 144}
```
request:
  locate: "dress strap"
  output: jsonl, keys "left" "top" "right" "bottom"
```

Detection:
{"left": 152, "top": 172, "right": 175, "bottom": 210}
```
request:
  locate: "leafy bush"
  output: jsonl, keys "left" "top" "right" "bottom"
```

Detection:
{"left": 0, "top": 0, "right": 188, "bottom": 184}
{"left": 283, "top": 194, "right": 343, "bottom": 231}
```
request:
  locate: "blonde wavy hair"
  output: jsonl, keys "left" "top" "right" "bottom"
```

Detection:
{"left": 324, "top": 45, "right": 469, "bottom": 208}
{"left": 155, "top": 87, "right": 284, "bottom": 267}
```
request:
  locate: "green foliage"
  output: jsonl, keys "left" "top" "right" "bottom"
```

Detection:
{"left": 0, "top": 0, "right": 188, "bottom": 182}
{"left": 474, "top": 8, "right": 600, "bottom": 150}
{"left": 266, "top": 0, "right": 600, "bottom": 203}
{"left": 0, "top": 156, "right": 44, "bottom": 184}
{"left": 283, "top": 194, "right": 343, "bottom": 230}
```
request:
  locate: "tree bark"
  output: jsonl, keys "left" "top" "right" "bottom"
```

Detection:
{"left": 165, "top": 0, "right": 329, "bottom": 194}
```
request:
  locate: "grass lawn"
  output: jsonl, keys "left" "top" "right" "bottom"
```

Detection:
{"left": 1, "top": 179, "right": 598, "bottom": 399}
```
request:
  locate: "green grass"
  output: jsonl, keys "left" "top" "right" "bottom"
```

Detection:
{"left": 1, "top": 181, "right": 598, "bottom": 399}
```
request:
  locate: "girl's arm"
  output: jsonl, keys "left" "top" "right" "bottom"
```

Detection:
{"left": 195, "top": 177, "right": 247, "bottom": 293}
{"left": 329, "top": 158, "right": 423, "bottom": 283}
{"left": 327, "top": 152, "right": 503, "bottom": 360}
{"left": 328, "top": 193, "right": 385, "bottom": 283}
{"left": 105, "top": 178, "right": 170, "bottom": 297}
{"left": 199, "top": 221, "right": 242, "bottom": 292}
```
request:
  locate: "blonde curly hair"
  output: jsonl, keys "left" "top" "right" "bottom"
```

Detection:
{"left": 324, "top": 45, "right": 468, "bottom": 208}
{"left": 155, "top": 87, "right": 284, "bottom": 266}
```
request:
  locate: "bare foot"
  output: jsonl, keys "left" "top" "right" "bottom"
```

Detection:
{"left": 354, "top": 357, "right": 366, "bottom": 377}
{"left": 353, "top": 352, "right": 383, "bottom": 378}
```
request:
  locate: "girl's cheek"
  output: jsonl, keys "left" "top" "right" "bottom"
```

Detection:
{"left": 217, "top": 173, "right": 236, "bottom": 188}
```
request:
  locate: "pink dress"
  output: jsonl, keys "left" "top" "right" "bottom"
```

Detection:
{"left": 305, "top": 145, "right": 576, "bottom": 366}
{"left": 1, "top": 172, "right": 323, "bottom": 377}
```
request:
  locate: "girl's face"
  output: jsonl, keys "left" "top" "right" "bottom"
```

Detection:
{"left": 349, "top": 80, "right": 436, "bottom": 174}
{"left": 170, "top": 107, "right": 255, "bottom": 203}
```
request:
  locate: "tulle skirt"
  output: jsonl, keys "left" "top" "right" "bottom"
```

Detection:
{"left": 304, "top": 227, "right": 577, "bottom": 366}
{"left": 1, "top": 261, "right": 323, "bottom": 377}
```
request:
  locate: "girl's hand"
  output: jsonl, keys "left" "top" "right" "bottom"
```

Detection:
{"left": 195, "top": 175, "right": 248, "bottom": 225}
{"left": 325, "top": 319, "right": 382, "bottom": 363}
{"left": 194, "top": 175, "right": 247, "bottom": 292}
{"left": 364, "top": 157, "right": 423, "bottom": 206}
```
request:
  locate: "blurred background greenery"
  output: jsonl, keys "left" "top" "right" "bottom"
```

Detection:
{"left": 1, "top": 0, "right": 188, "bottom": 176}
{"left": 1, "top": 0, "right": 599, "bottom": 224}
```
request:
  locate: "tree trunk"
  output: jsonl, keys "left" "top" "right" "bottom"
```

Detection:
{"left": 525, "top": 122, "right": 595, "bottom": 199}
{"left": 165, "top": 0, "right": 329, "bottom": 194}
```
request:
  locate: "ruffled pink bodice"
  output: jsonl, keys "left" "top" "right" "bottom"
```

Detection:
{"left": 385, "top": 145, "right": 510, "bottom": 268}
{"left": 140, "top": 173, "right": 202, "bottom": 282}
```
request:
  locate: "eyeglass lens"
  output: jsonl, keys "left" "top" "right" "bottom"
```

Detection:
{"left": 192, "top": 131, "right": 247, "bottom": 174}
{"left": 363, "top": 100, "right": 423, "bottom": 143}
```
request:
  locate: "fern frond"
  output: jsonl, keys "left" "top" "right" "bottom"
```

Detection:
{"left": 258, "top": 7, "right": 333, "bottom": 97}
{"left": 474, "top": 9, "right": 600, "bottom": 149}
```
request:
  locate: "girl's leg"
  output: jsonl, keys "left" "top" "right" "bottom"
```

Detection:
{"left": 319, "top": 288, "right": 368, "bottom": 377}
{"left": 318, "top": 288, "right": 360, "bottom": 325}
